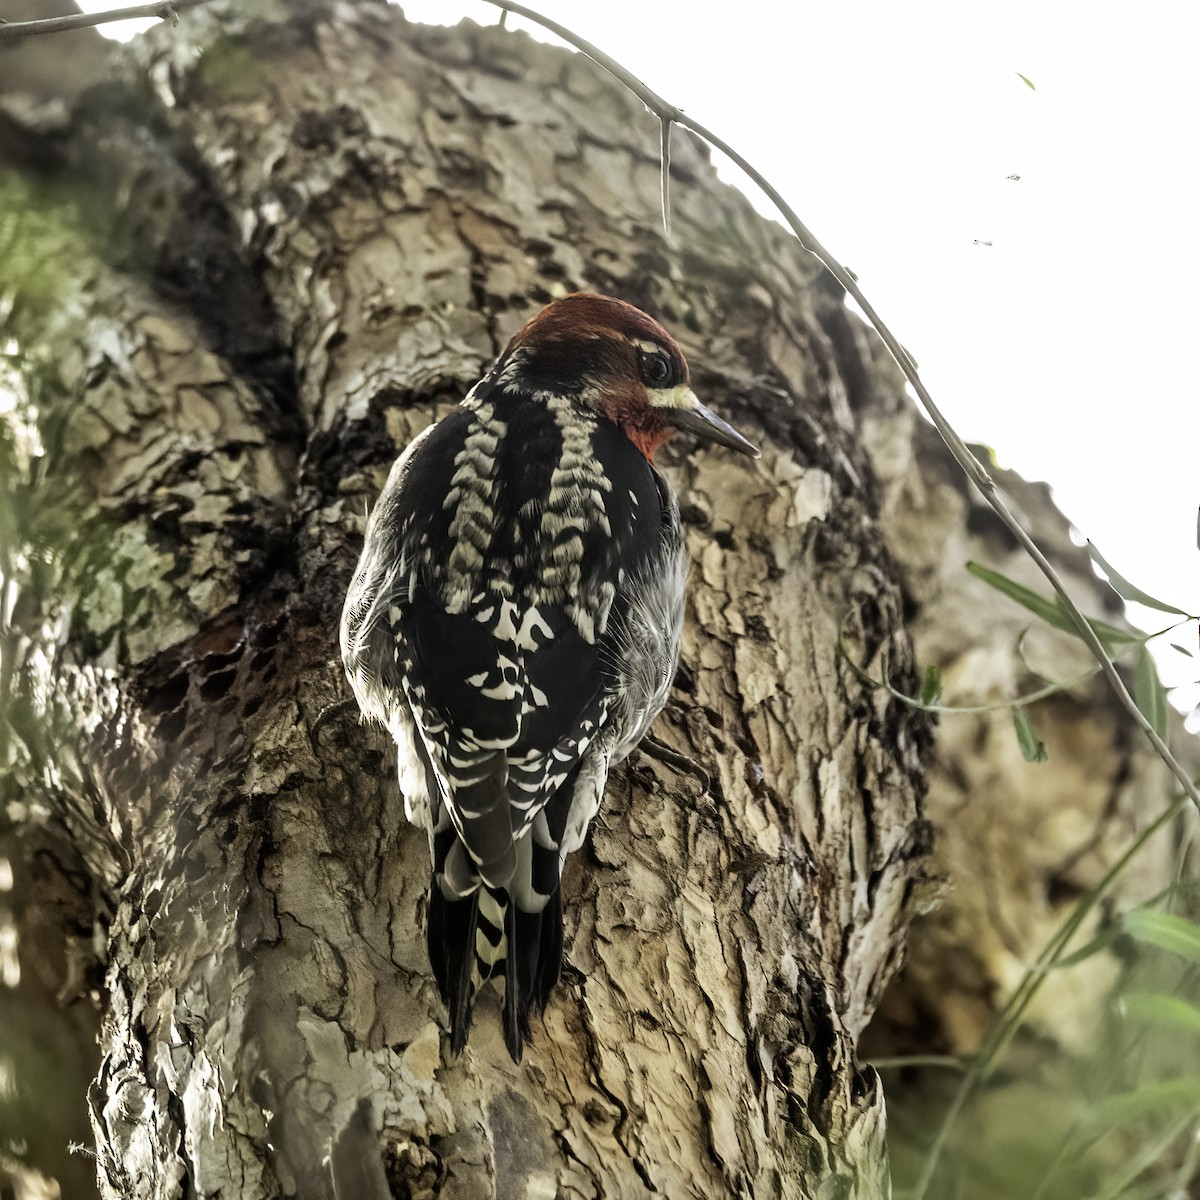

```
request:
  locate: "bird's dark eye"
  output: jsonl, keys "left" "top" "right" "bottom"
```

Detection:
{"left": 640, "top": 351, "right": 672, "bottom": 388}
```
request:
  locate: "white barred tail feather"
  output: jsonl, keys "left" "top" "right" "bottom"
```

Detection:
{"left": 425, "top": 764, "right": 570, "bottom": 1061}
{"left": 426, "top": 880, "right": 564, "bottom": 1061}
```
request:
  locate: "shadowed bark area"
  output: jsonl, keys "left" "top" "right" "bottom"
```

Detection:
{"left": 8, "top": 3, "right": 1175, "bottom": 1198}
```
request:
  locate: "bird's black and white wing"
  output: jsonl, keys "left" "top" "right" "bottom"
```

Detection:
{"left": 341, "top": 383, "right": 684, "bottom": 1060}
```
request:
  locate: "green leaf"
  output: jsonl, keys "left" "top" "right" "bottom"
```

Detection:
{"left": 1124, "top": 908, "right": 1200, "bottom": 964}
{"left": 1088, "top": 1078, "right": 1200, "bottom": 1126}
{"left": 1016, "top": 72, "right": 1037, "bottom": 90}
{"left": 1052, "top": 923, "right": 1124, "bottom": 969}
{"left": 1013, "top": 708, "right": 1048, "bottom": 763}
{"left": 1134, "top": 648, "right": 1169, "bottom": 739}
{"left": 1087, "top": 542, "right": 1189, "bottom": 615}
{"left": 1087, "top": 1112, "right": 1198, "bottom": 1200}
{"left": 1052, "top": 595, "right": 1142, "bottom": 651}
{"left": 969, "top": 561, "right": 1072, "bottom": 626}
{"left": 1171, "top": 642, "right": 1194, "bottom": 659}
{"left": 919, "top": 665, "right": 942, "bottom": 708}
{"left": 1122, "top": 991, "right": 1200, "bottom": 1036}
{"left": 966, "top": 562, "right": 1141, "bottom": 652}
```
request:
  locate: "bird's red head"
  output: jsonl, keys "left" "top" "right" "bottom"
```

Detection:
{"left": 501, "top": 293, "right": 759, "bottom": 461}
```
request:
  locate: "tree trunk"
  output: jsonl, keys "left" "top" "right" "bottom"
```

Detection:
{"left": 3, "top": 4, "right": 1170, "bottom": 1199}
{"left": 844, "top": 327, "right": 1184, "bottom": 1063}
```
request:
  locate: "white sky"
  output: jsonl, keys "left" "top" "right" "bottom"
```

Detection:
{"left": 80, "top": 0, "right": 1200, "bottom": 717}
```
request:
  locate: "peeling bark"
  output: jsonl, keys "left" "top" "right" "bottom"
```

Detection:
{"left": 7, "top": 3, "right": 1171, "bottom": 1199}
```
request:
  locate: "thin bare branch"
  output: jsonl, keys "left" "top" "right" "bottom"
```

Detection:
{"left": 481, "top": 0, "right": 1200, "bottom": 815}
{"left": 0, "top": 0, "right": 206, "bottom": 41}
{"left": 869, "top": 1055, "right": 970, "bottom": 1073}
{"left": 480, "top": 1, "right": 684, "bottom": 124}
{"left": 659, "top": 115, "right": 672, "bottom": 237}
{"left": 839, "top": 637, "right": 1106, "bottom": 717}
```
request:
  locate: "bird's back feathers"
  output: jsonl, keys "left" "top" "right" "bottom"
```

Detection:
{"left": 342, "top": 373, "right": 684, "bottom": 1059}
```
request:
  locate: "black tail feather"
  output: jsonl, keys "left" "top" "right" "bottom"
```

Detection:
{"left": 531, "top": 842, "right": 565, "bottom": 1018}
{"left": 536, "top": 886, "right": 564, "bottom": 1011}
{"left": 502, "top": 884, "right": 564, "bottom": 1063}
{"left": 502, "top": 899, "right": 525, "bottom": 1063}
{"left": 427, "top": 885, "right": 479, "bottom": 1056}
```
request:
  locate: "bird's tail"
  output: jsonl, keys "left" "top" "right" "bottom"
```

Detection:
{"left": 427, "top": 831, "right": 563, "bottom": 1062}
{"left": 498, "top": 880, "right": 563, "bottom": 1062}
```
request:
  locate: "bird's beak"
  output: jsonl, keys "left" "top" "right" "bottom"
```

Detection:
{"left": 652, "top": 386, "right": 760, "bottom": 457}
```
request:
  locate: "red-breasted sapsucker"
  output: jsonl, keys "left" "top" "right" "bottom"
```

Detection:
{"left": 341, "top": 293, "right": 758, "bottom": 1061}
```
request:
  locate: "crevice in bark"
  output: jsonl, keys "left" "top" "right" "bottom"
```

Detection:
{"left": 9, "top": 74, "right": 302, "bottom": 453}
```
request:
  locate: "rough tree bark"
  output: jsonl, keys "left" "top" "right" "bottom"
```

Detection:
{"left": 0, "top": 4, "right": 1180, "bottom": 1200}
{"left": 1, "top": 4, "right": 928, "bottom": 1196}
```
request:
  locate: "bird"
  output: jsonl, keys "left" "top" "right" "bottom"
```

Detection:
{"left": 340, "top": 292, "right": 758, "bottom": 1061}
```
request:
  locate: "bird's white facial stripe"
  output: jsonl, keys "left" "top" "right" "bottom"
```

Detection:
{"left": 647, "top": 384, "right": 699, "bottom": 411}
